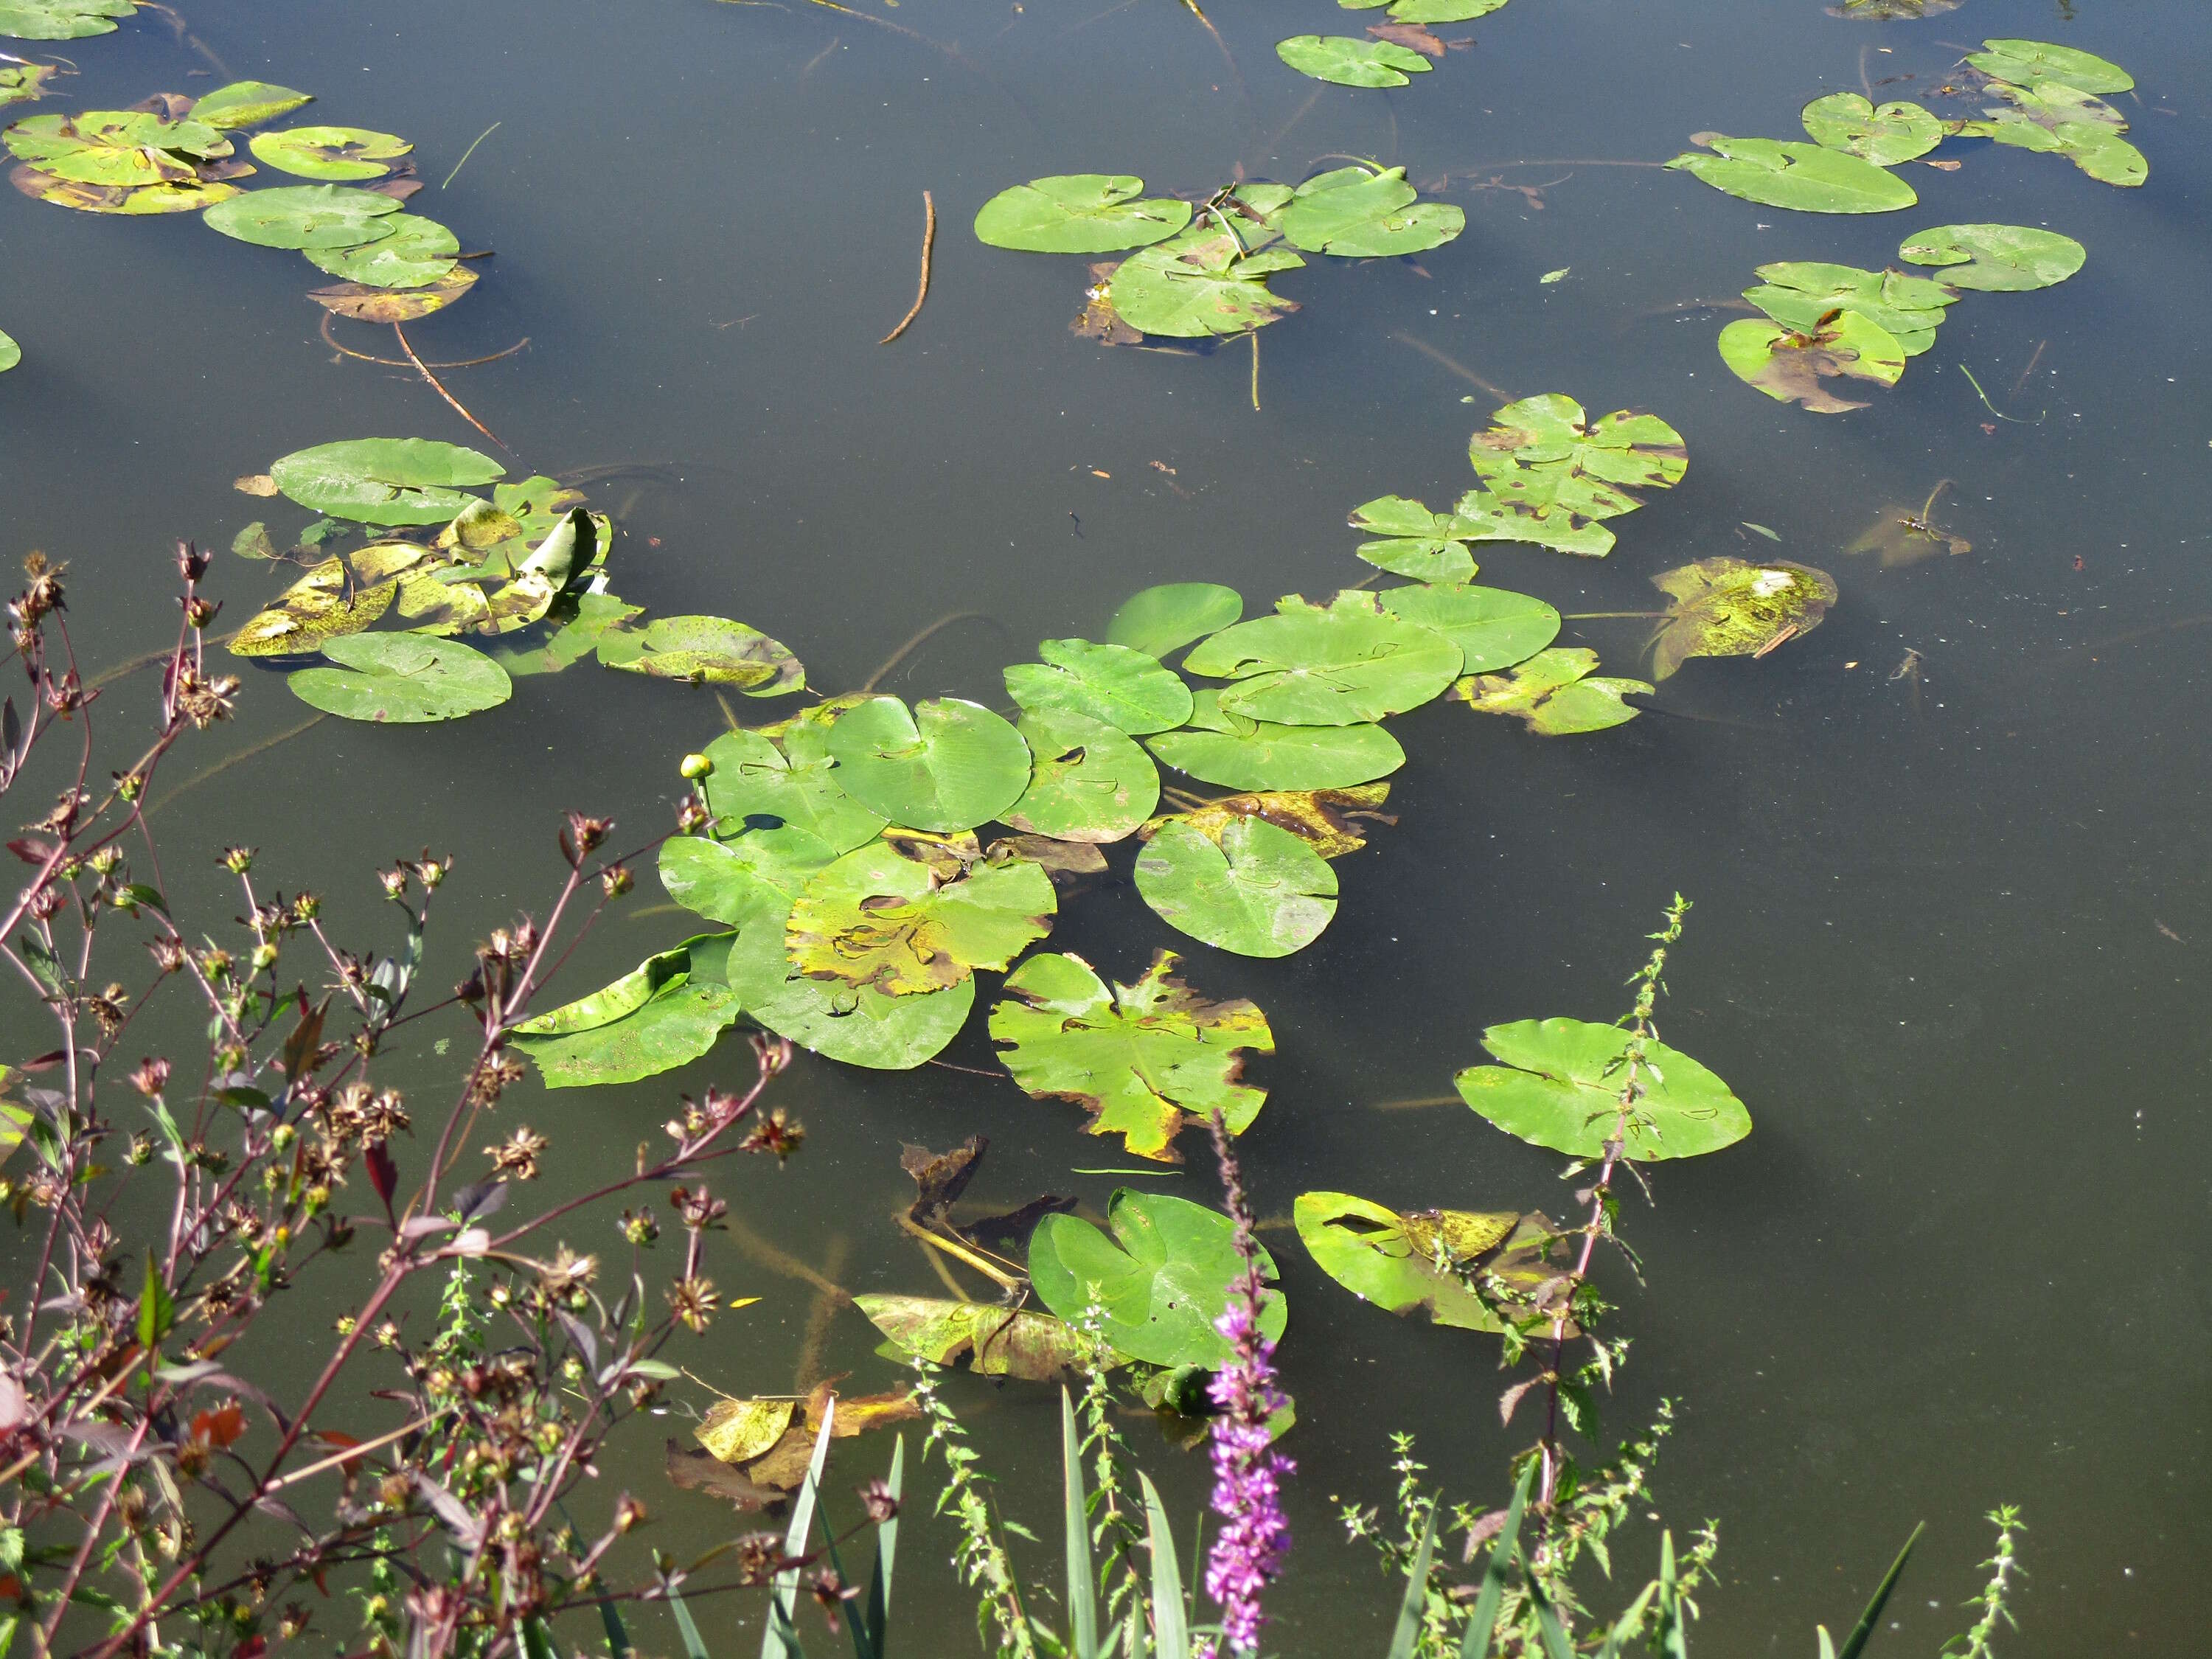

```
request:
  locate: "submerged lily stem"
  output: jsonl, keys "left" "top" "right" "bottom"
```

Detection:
{"left": 147, "top": 714, "right": 327, "bottom": 817}
{"left": 319, "top": 313, "right": 529, "bottom": 369}
{"left": 2011, "top": 338, "right": 2047, "bottom": 396}
{"left": 1562, "top": 611, "right": 1665, "bottom": 620}
{"left": 879, "top": 189, "right": 937, "bottom": 345}
{"left": 440, "top": 120, "right": 501, "bottom": 190}
{"left": 1956, "top": 363, "right": 2033, "bottom": 425}
{"left": 1389, "top": 330, "right": 1513, "bottom": 403}
{"left": 791, "top": 1235, "right": 852, "bottom": 1391}
{"left": 393, "top": 321, "right": 509, "bottom": 451}
{"left": 859, "top": 610, "right": 1007, "bottom": 693}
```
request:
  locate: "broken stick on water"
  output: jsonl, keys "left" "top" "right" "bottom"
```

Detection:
{"left": 880, "top": 189, "right": 937, "bottom": 344}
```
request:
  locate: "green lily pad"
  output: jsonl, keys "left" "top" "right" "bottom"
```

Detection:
{"left": 0, "top": 0, "right": 134, "bottom": 40}
{"left": 0, "top": 327, "right": 17, "bottom": 373}
{"left": 189, "top": 81, "right": 313, "bottom": 130}
{"left": 510, "top": 933, "right": 744, "bottom": 1088}
{"left": 1029, "top": 1190, "right": 1284, "bottom": 1368}
{"left": 699, "top": 727, "right": 886, "bottom": 854}
{"left": 1378, "top": 584, "right": 1559, "bottom": 673}
{"left": 658, "top": 818, "right": 835, "bottom": 932}
{"left": 825, "top": 696, "right": 1032, "bottom": 832}
{"left": 1718, "top": 310, "right": 1905, "bottom": 413}
{"left": 304, "top": 214, "right": 459, "bottom": 288}
{"left": 4, "top": 110, "right": 228, "bottom": 187}
{"left": 1958, "top": 79, "right": 2145, "bottom": 187}
{"left": 1896, "top": 223, "right": 2087, "bottom": 291}
{"left": 1666, "top": 135, "right": 1917, "bottom": 213}
{"left": 1004, "top": 638, "right": 1192, "bottom": 734}
{"left": 270, "top": 437, "right": 502, "bottom": 524}
{"left": 1649, "top": 558, "right": 1837, "bottom": 680}
{"left": 596, "top": 615, "right": 804, "bottom": 692}
{"left": 1453, "top": 647, "right": 1648, "bottom": 734}
{"left": 1465, "top": 394, "right": 1688, "bottom": 518}
{"left": 1455, "top": 1016, "right": 1751, "bottom": 1160}
{"left": 1107, "top": 227, "right": 1305, "bottom": 338}
{"left": 1349, "top": 496, "right": 1476, "bottom": 584}
{"left": 1133, "top": 818, "right": 1337, "bottom": 958}
{"left": 974, "top": 174, "right": 1193, "bottom": 254}
{"left": 481, "top": 592, "right": 644, "bottom": 678}
{"left": 1742, "top": 260, "right": 1958, "bottom": 357}
{"left": 1147, "top": 691, "right": 1404, "bottom": 789}
{"left": 854, "top": 1295, "right": 1100, "bottom": 1381}
{"left": 1346, "top": 0, "right": 1510, "bottom": 18}
{"left": 1800, "top": 93, "right": 1942, "bottom": 164}
{"left": 1967, "top": 37, "right": 2134, "bottom": 95}
{"left": 1293, "top": 1192, "right": 1565, "bottom": 1332}
{"left": 1183, "top": 591, "right": 1460, "bottom": 726}
{"left": 990, "top": 950, "right": 1273, "bottom": 1162}
{"left": 785, "top": 838, "right": 1055, "bottom": 995}
{"left": 287, "top": 632, "right": 512, "bottom": 723}
{"left": 1271, "top": 165, "right": 1464, "bottom": 257}
{"left": 0, "top": 63, "right": 54, "bottom": 109}
{"left": 1005, "top": 706, "right": 1159, "bottom": 843}
{"left": 1105, "top": 582, "right": 1242, "bottom": 659}
{"left": 1275, "top": 35, "right": 1432, "bottom": 89}
{"left": 203, "top": 182, "right": 405, "bottom": 249}
{"left": 249, "top": 123, "right": 409, "bottom": 180}
{"left": 226, "top": 543, "right": 437, "bottom": 656}
{"left": 728, "top": 896, "right": 974, "bottom": 1068}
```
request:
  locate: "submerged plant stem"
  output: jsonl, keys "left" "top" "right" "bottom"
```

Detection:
{"left": 879, "top": 189, "right": 937, "bottom": 344}
{"left": 147, "top": 714, "right": 327, "bottom": 817}
{"left": 1390, "top": 330, "right": 1514, "bottom": 403}
{"left": 440, "top": 120, "right": 501, "bottom": 189}
{"left": 791, "top": 1234, "right": 851, "bottom": 1390}
{"left": 319, "top": 313, "right": 529, "bottom": 369}
{"left": 393, "top": 322, "right": 509, "bottom": 451}
{"left": 1956, "top": 363, "right": 2034, "bottom": 424}
{"left": 1250, "top": 327, "right": 1261, "bottom": 412}
{"left": 858, "top": 610, "right": 1008, "bottom": 693}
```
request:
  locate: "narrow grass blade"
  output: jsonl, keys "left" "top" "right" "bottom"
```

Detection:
{"left": 1385, "top": 1501, "right": 1440, "bottom": 1659}
{"left": 763, "top": 1399, "right": 838, "bottom": 1659}
{"left": 599, "top": 1599, "right": 636, "bottom": 1659}
{"left": 1836, "top": 1522, "right": 1923, "bottom": 1659}
{"left": 1520, "top": 1554, "right": 1576, "bottom": 1659}
{"left": 1459, "top": 1461, "right": 1534, "bottom": 1659}
{"left": 668, "top": 1583, "right": 711, "bottom": 1659}
{"left": 1656, "top": 1531, "right": 1688, "bottom": 1659}
{"left": 862, "top": 1436, "right": 904, "bottom": 1657}
{"left": 1818, "top": 1630, "right": 1839, "bottom": 1659}
{"left": 1595, "top": 1581, "right": 1657, "bottom": 1659}
{"left": 1062, "top": 1388, "right": 1101, "bottom": 1659}
{"left": 1138, "top": 1472, "right": 1189, "bottom": 1659}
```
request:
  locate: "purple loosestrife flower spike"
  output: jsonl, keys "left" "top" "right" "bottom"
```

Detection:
{"left": 1200, "top": 1111, "right": 1293, "bottom": 1658}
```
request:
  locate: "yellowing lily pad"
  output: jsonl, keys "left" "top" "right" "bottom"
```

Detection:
{"left": 1452, "top": 647, "right": 1648, "bottom": 734}
{"left": 1648, "top": 557, "right": 1837, "bottom": 680}
{"left": 784, "top": 838, "right": 1056, "bottom": 996}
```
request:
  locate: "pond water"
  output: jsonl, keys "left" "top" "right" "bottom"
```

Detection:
{"left": 6, "top": 0, "right": 2209, "bottom": 1652}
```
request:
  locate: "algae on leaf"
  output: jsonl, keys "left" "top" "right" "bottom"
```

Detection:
{"left": 1455, "top": 1016, "right": 1750, "bottom": 1160}
{"left": 597, "top": 616, "right": 804, "bottom": 693}
{"left": 974, "top": 174, "right": 1192, "bottom": 254}
{"left": 1276, "top": 35, "right": 1433, "bottom": 89}
{"left": 1453, "top": 647, "right": 1647, "bottom": 735}
{"left": 1717, "top": 312, "right": 1905, "bottom": 413}
{"left": 189, "top": 81, "right": 313, "bottom": 131}
{"left": 1648, "top": 558, "right": 1837, "bottom": 680}
{"left": 1133, "top": 818, "right": 1337, "bottom": 959}
{"left": 287, "top": 633, "right": 512, "bottom": 723}
{"left": 1667, "top": 134, "right": 1916, "bottom": 213}
{"left": 226, "top": 543, "right": 439, "bottom": 656}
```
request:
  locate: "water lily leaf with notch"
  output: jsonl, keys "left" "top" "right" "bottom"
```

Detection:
{"left": 1005, "top": 706, "right": 1158, "bottom": 843}
{"left": 1147, "top": 690, "right": 1404, "bottom": 790}
{"left": 271, "top": 437, "right": 503, "bottom": 524}
{"left": 1141, "top": 782, "right": 1392, "bottom": 860}
{"left": 0, "top": 0, "right": 136, "bottom": 40}
{"left": 1107, "top": 227, "right": 1305, "bottom": 338}
{"left": 785, "top": 838, "right": 1055, "bottom": 996}
{"left": 510, "top": 933, "right": 743, "bottom": 1088}
{"left": 1717, "top": 311, "right": 1904, "bottom": 413}
{"left": 305, "top": 214, "right": 459, "bottom": 287}
{"left": 1293, "top": 1192, "right": 1566, "bottom": 1332}
{"left": 1466, "top": 394, "right": 1688, "bottom": 509}
{"left": 974, "top": 174, "right": 1193, "bottom": 254}
{"left": 288, "top": 632, "right": 512, "bottom": 723}
{"left": 249, "top": 124, "right": 409, "bottom": 180}
{"left": 1004, "top": 638, "right": 1192, "bottom": 734}
{"left": 1666, "top": 135, "right": 1916, "bottom": 213}
{"left": 189, "top": 81, "right": 313, "bottom": 130}
{"left": 1270, "top": 165, "right": 1464, "bottom": 257}
{"left": 854, "top": 1295, "right": 1105, "bottom": 1381}
{"left": 1896, "top": 223, "right": 2085, "bottom": 291}
{"left": 5, "top": 110, "right": 229, "bottom": 186}
{"left": 204, "top": 182, "right": 404, "bottom": 249}
{"left": 1348, "top": 496, "right": 1476, "bottom": 585}
{"left": 1967, "top": 38, "right": 2134, "bottom": 94}
{"left": 1649, "top": 557, "right": 1837, "bottom": 681}
{"left": 1379, "top": 584, "right": 1560, "bottom": 673}
{"left": 658, "top": 822, "right": 835, "bottom": 933}
{"left": 1451, "top": 647, "right": 1648, "bottom": 735}
{"left": 1275, "top": 35, "right": 1432, "bottom": 88}
{"left": 1133, "top": 818, "right": 1336, "bottom": 958}
{"left": 699, "top": 728, "right": 885, "bottom": 855}
{"left": 990, "top": 950, "right": 1273, "bottom": 1161}
{"left": 1447, "top": 484, "right": 1618, "bottom": 558}
{"left": 1800, "top": 94, "right": 1942, "bottom": 164}
{"left": 10, "top": 161, "right": 239, "bottom": 214}
{"left": 597, "top": 616, "right": 804, "bottom": 692}
{"left": 1184, "top": 591, "right": 1461, "bottom": 726}
{"left": 826, "top": 696, "right": 1031, "bottom": 832}
{"left": 481, "top": 592, "right": 642, "bottom": 677}
{"left": 227, "top": 542, "right": 437, "bottom": 656}
{"left": 1029, "top": 1190, "right": 1284, "bottom": 1368}
{"left": 1455, "top": 1016, "right": 1750, "bottom": 1160}
{"left": 1742, "top": 261, "right": 1957, "bottom": 357}
{"left": 730, "top": 897, "right": 973, "bottom": 1068}
{"left": 1105, "top": 582, "right": 1242, "bottom": 660}
{"left": 309, "top": 268, "right": 476, "bottom": 322}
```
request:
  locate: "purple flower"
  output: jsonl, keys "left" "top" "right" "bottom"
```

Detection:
{"left": 1200, "top": 1116, "right": 1294, "bottom": 1656}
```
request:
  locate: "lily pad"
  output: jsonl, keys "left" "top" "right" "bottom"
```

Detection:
{"left": 1958, "top": 78, "right": 2145, "bottom": 187}
{"left": 990, "top": 950, "right": 1273, "bottom": 1161}
{"left": 203, "top": 182, "right": 404, "bottom": 249}
{"left": 1967, "top": 38, "right": 2134, "bottom": 95}
{"left": 700, "top": 727, "right": 886, "bottom": 854}
{"left": 10, "top": 162, "right": 238, "bottom": 215}
{"left": 226, "top": 542, "right": 436, "bottom": 656}
{"left": 287, "top": 633, "right": 512, "bottom": 723}
{"left": 1649, "top": 558, "right": 1837, "bottom": 680}
{"left": 1004, "top": 638, "right": 1192, "bottom": 734}
{"left": 304, "top": 214, "right": 459, "bottom": 288}
{"left": 5, "top": 110, "right": 228, "bottom": 187}
{"left": 1141, "top": 782, "right": 1393, "bottom": 860}
{"left": 481, "top": 591, "right": 644, "bottom": 678}
{"left": 1183, "top": 591, "right": 1461, "bottom": 726}
{"left": 1800, "top": 94, "right": 1942, "bottom": 164}
{"left": 1378, "top": 584, "right": 1559, "bottom": 673}
{"left": 785, "top": 838, "right": 1055, "bottom": 995}
{"left": 1271, "top": 165, "right": 1464, "bottom": 257}
{"left": 658, "top": 823, "right": 835, "bottom": 933}
{"left": 854, "top": 1295, "right": 1099, "bottom": 1381}
{"left": 974, "top": 174, "right": 1193, "bottom": 254}
{"left": 728, "top": 897, "right": 974, "bottom": 1069}
{"left": 1293, "top": 1192, "right": 1565, "bottom": 1332}
{"left": 1030, "top": 1190, "right": 1283, "bottom": 1369}
{"left": 1826, "top": 0, "right": 1959, "bottom": 16}
{"left": 597, "top": 615, "right": 804, "bottom": 692}
{"left": 1466, "top": 394, "right": 1687, "bottom": 518}
{"left": 1717, "top": 311, "right": 1905, "bottom": 413}
{"left": 1349, "top": 495, "right": 1476, "bottom": 584}
{"left": 1275, "top": 35, "right": 1432, "bottom": 88}
{"left": 1445, "top": 484, "right": 1618, "bottom": 559}
{"left": 0, "top": 64, "right": 53, "bottom": 109}
{"left": 1133, "top": 818, "right": 1337, "bottom": 959}
{"left": 1742, "top": 261, "right": 1957, "bottom": 357}
{"left": 309, "top": 267, "right": 477, "bottom": 321}
{"left": 1147, "top": 692, "right": 1404, "bottom": 789}
{"left": 825, "top": 696, "right": 1032, "bottom": 833}
{"left": 1452, "top": 647, "right": 1648, "bottom": 734}
{"left": 248, "top": 124, "right": 409, "bottom": 181}
{"left": 1666, "top": 135, "right": 1917, "bottom": 213}
{"left": 1896, "top": 223, "right": 2085, "bottom": 292}
{"left": 0, "top": 0, "right": 135, "bottom": 39}
{"left": 1455, "top": 1016, "right": 1750, "bottom": 1160}
{"left": 510, "top": 934, "right": 744, "bottom": 1088}
{"left": 0, "top": 327, "right": 17, "bottom": 372}
{"left": 1343, "top": 0, "right": 1511, "bottom": 18}
{"left": 1105, "top": 582, "right": 1241, "bottom": 659}
{"left": 1004, "top": 706, "right": 1159, "bottom": 843}
{"left": 270, "top": 437, "right": 503, "bottom": 524}
{"left": 1107, "top": 227, "right": 1304, "bottom": 338}
{"left": 189, "top": 81, "right": 313, "bottom": 131}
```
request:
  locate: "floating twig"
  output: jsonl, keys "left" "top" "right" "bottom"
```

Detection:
{"left": 879, "top": 189, "right": 936, "bottom": 344}
{"left": 394, "top": 321, "right": 509, "bottom": 451}
{"left": 440, "top": 120, "right": 501, "bottom": 190}
{"left": 1389, "top": 330, "right": 1514, "bottom": 402}
{"left": 319, "top": 313, "right": 529, "bottom": 369}
{"left": 1248, "top": 328, "right": 1261, "bottom": 412}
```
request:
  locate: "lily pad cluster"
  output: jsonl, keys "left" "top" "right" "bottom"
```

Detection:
{"left": 1717, "top": 223, "right": 2085, "bottom": 411}
{"left": 1277, "top": 0, "right": 1507, "bottom": 89}
{"left": 974, "top": 167, "right": 1464, "bottom": 345}
{"left": 5, "top": 81, "right": 483, "bottom": 323}
{"left": 226, "top": 437, "right": 802, "bottom": 722}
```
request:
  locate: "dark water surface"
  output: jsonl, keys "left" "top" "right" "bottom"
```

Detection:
{"left": 6, "top": 0, "right": 2210, "bottom": 1652}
